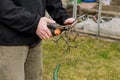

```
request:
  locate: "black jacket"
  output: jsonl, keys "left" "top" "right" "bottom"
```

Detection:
{"left": 0, "top": 0, "right": 69, "bottom": 46}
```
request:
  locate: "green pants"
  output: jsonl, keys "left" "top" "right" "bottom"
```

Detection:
{"left": 0, "top": 42, "right": 42, "bottom": 80}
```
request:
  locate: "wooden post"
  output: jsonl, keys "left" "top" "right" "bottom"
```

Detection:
{"left": 73, "top": 0, "right": 77, "bottom": 18}
{"left": 97, "top": 0, "right": 102, "bottom": 37}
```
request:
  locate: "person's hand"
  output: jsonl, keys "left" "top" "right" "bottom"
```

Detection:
{"left": 36, "top": 17, "right": 56, "bottom": 39}
{"left": 64, "top": 18, "right": 75, "bottom": 25}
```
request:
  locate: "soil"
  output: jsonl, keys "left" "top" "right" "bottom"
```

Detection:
{"left": 94, "top": 0, "right": 120, "bottom": 13}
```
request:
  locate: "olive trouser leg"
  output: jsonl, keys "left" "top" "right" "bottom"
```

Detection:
{"left": 0, "top": 42, "right": 42, "bottom": 80}
{"left": 25, "top": 42, "right": 43, "bottom": 80}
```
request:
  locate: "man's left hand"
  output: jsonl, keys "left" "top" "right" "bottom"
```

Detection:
{"left": 64, "top": 18, "right": 75, "bottom": 25}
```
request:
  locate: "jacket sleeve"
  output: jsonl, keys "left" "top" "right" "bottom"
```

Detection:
{"left": 0, "top": 0, "right": 40, "bottom": 34}
{"left": 46, "top": 0, "right": 70, "bottom": 25}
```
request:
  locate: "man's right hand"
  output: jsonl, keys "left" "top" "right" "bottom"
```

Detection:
{"left": 36, "top": 17, "right": 56, "bottom": 39}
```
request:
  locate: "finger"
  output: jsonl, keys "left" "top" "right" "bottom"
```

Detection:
{"left": 38, "top": 31, "right": 46, "bottom": 39}
{"left": 41, "top": 31, "right": 50, "bottom": 39}
{"left": 40, "top": 34, "right": 49, "bottom": 40}
{"left": 38, "top": 27, "right": 52, "bottom": 39}
{"left": 41, "top": 28, "right": 53, "bottom": 39}
{"left": 40, "top": 25, "right": 52, "bottom": 38}
{"left": 46, "top": 18, "right": 56, "bottom": 24}
{"left": 45, "top": 27, "right": 53, "bottom": 37}
{"left": 64, "top": 18, "right": 75, "bottom": 25}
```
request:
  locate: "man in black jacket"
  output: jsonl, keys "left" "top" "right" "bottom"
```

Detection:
{"left": 0, "top": 0, "right": 75, "bottom": 80}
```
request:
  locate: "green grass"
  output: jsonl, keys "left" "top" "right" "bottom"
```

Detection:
{"left": 42, "top": 35, "right": 120, "bottom": 80}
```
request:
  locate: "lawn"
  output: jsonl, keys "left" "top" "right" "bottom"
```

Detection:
{"left": 42, "top": 35, "right": 120, "bottom": 80}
